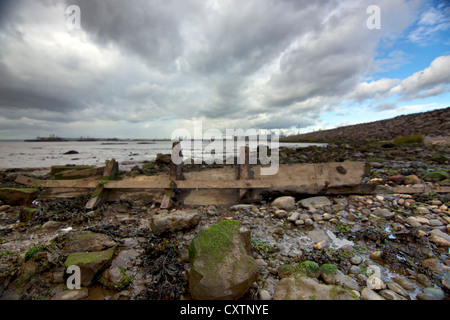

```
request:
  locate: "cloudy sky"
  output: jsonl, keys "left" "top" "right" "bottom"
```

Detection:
{"left": 0, "top": 0, "right": 449, "bottom": 139}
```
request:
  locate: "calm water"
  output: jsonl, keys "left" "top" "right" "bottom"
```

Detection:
{"left": 0, "top": 140, "right": 325, "bottom": 169}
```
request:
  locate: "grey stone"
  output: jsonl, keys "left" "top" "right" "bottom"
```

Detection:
{"left": 272, "top": 196, "right": 296, "bottom": 211}
{"left": 386, "top": 282, "right": 408, "bottom": 297}
{"left": 379, "top": 289, "right": 406, "bottom": 300}
{"left": 151, "top": 209, "right": 201, "bottom": 235}
{"left": 274, "top": 210, "right": 288, "bottom": 218}
{"left": 442, "top": 272, "right": 450, "bottom": 290}
{"left": 258, "top": 289, "right": 271, "bottom": 300}
{"left": 429, "top": 229, "right": 450, "bottom": 247}
{"left": 372, "top": 208, "right": 394, "bottom": 220}
{"left": 288, "top": 211, "right": 300, "bottom": 222}
{"left": 361, "top": 288, "right": 385, "bottom": 300}
{"left": 51, "top": 288, "right": 89, "bottom": 300}
{"left": 273, "top": 275, "right": 358, "bottom": 300}
{"left": 299, "top": 196, "right": 332, "bottom": 209}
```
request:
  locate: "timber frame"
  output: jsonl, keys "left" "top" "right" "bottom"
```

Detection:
{"left": 14, "top": 145, "right": 450, "bottom": 209}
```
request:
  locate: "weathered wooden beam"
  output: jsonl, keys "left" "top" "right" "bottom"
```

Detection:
{"left": 15, "top": 175, "right": 98, "bottom": 188}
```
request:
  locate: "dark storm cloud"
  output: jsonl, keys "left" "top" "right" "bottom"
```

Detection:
{"left": 0, "top": 0, "right": 435, "bottom": 139}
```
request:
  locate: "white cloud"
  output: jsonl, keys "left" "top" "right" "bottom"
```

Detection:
{"left": 390, "top": 55, "right": 450, "bottom": 97}
{"left": 349, "top": 78, "right": 401, "bottom": 102}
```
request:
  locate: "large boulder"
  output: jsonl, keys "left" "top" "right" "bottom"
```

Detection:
{"left": 151, "top": 209, "right": 201, "bottom": 235}
{"left": 188, "top": 220, "right": 259, "bottom": 300}
{"left": 273, "top": 274, "right": 358, "bottom": 300}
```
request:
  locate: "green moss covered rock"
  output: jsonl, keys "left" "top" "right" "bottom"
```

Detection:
{"left": 64, "top": 246, "right": 116, "bottom": 286}
{"left": 188, "top": 220, "right": 258, "bottom": 300}
{"left": 423, "top": 170, "right": 449, "bottom": 182}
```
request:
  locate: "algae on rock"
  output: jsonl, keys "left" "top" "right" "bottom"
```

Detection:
{"left": 188, "top": 219, "right": 259, "bottom": 300}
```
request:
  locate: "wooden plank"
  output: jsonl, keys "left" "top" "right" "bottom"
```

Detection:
{"left": 53, "top": 167, "right": 104, "bottom": 179}
{"left": 15, "top": 175, "right": 98, "bottom": 188}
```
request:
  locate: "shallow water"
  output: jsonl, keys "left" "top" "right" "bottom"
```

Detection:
{"left": 0, "top": 140, "right": 325, "bottom": 169}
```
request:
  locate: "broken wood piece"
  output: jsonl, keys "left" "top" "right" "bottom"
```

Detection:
{"left": 85, "top": 158, "right": 119, "bottom": 210}
{"left": 160, "top": 189, "right": 174, "bottom": 209}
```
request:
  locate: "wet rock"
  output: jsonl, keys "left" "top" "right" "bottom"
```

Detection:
{"left": 372, "top": 208, "right": 394, "bottom": 220}
{"left": 416, "top": 274, "right": 433, "bottom": 287}
{"left": 287, "top": 211, "right": 300, "bottom": 223}
{"left": 429, "top": 229, "right": 450, "bottom": 247}
{"left": 64, "top": 231, "right": 116, "bottom": 253}
{"left": 41, "top": 221, "right": 65, "bottom": 230}
{"left": 272, "top": 196, "right": 296, "bottom": 211}
{"left": 392, "top": 276, "right": 415, "bottom": 291}
{"left": 63, "top": 150, "right": 79, "bottom": 155}
{"left": 51, "top": 288, "right": 89, "bottom": 300}
{"left": 299, "top": 196, "right": 332, "bottom": 209}
{"left": 379, "top": 289, "right": 406, "bottom": 300}
{"left": 404, "top": 175, "right": 421, "bottom": 185}
{"left": 361, "top": 288, "right": 385, "bottom": 300}
{"left": 370, "top": 162, "right": 383, "bottom": 169}
{"left": 230, "top": 204, "right": 252, "bottom": 211}
{"left": 350, "top": 256, "right": 362, "bottom": 265}
{"left": 422, "top": 258, "right": 444, "bottom": 276}
{"left": 417, "top": 287, "right": 446, "bottom": 300}
{"left": 189, "top": 220, "right": 258, "bottom": 300}
{"left": 273, "top": 275, "right": 358, "bottom": 300}
{"left": 64, "top": 247, "right": 116, "bottom": 287}
{"left": 405, "top": 217, "right": 425, "bottom": 228}
{"left": 370, "top": 251, "right": 383, "bottom": 261}
{"left": 258, "top": 289, "right": 271, "bottom": 300}
{"left": 150, "top": 209, "right": 201, "bottom": 235}
{"left": 423, "top": 170, "right": 449, "bottom": 183}
{"left": 274, "top": 210, "right": 288, "bottom": 218}
{"left": 322, "top": 270, "right": 360, "bottom": 291}
{"left": 415, "top": 206, "right": 430, "bottom": 215}
{"left": 442, "top": 272, "right": 450, "bottom": 290}
{"left": 367, "top": 276, "right": 386, "bottom": 291}
{"left": 386, "top": 281, "right": 408, "bottom": 297}
{"left": 388, "top": 175, "right": 404, "bottom": 184}
{"left": 155, "top": 153, "right": 172, "bottom": 165}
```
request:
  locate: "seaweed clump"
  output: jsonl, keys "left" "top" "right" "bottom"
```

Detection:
{"left": 138, "top": 236, "right": 188, "bottom": 300}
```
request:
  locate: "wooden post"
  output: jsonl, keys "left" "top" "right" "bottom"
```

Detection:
{"left": 85, "top": 158, "right": 119, "bottom": 210}
{"left": 170, "top": 141, "right": 184, "bottom": 180}
{"left": 161, "top": 142, "right": 184, "bottom": 209}
{"left": 238, "top": 146, "right": 254, "bottom": 201}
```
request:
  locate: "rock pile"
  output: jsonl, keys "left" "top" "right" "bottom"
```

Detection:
{"left": 284, "top": 106, "right": 449, "bottom": 142}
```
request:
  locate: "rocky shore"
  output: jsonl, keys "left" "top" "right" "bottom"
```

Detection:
{"left": 283, "top": 107, "right": 450, "bottom": 142}
{"left": 0, "top": 137, "right": 449, "bottom": 300}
